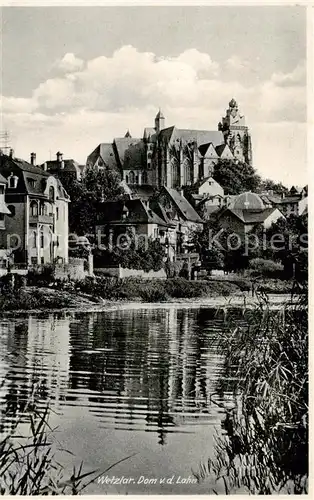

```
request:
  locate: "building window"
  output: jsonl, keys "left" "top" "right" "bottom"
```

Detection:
{"left": 30, "top": 201, "right": 38, "bottom": 216}
{"left": 49, "top": 186, "right": 55, "bottom": 201}
{"left": 7, "top": 205, "right": 15, "bottom": 217}
{"left": 40, "top": 229, "right": 44, "bottom": 248}
{"left": 56, "top": 207, "right": 59, "bottom": 220}
{"left": 27, "top": 178, "right": 36, "bottom": 188}
{"left": 0, "top": 214, "right": 4, "bottom": 228}
{"left": 135, "top": 175, "right": 139, "bottom": 184}
{"left": 0, "top": 185, "right": 4, "bottom": 195}
{"left": 32, "top": 231, "right": 37, "bottom": 248}
{"left": 8, "top": 174, "right": 18, "bottom": 189}
{"left": 142, "top": 171, "right": 148, "bottom": 184}
{"left": 129, "top": 171, "right": 135, "bottom": 184}
{"left": 125, "top": 175, "right": 129, "bottom": 184}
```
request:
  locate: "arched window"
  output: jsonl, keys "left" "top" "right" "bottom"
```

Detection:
{"left": 32, "top": 230, "right": 37, "bottom": 248}
{"left": 49, "top": 186, "right": 55, "bottom": 201}
{"left": 142, "top": 171, "right": 148, "bottom": 184}
{"left": 129, "top": 171, "right": 135, "bottom": 184}
{"left": 184, "top": 163, "right": 191, "bottom": 186}
{"left": 171, "top": 162, "right": 179, "bottom": 188}
{"left": 8, "top": 174, "right": 18, "bottom": 189}
{"left": 30, "top": 201, "right": 38, "bottom": 217}
{"left": 40, "top": 228, "right": 45, "bottom": 248}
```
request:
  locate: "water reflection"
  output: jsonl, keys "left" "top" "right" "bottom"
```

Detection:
{"left": 0, "top": 307, "right": 244, "bottom": 445}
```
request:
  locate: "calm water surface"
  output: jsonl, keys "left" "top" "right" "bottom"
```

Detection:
{"left": 0, "top": 305, "right": 247, "bottom": 494}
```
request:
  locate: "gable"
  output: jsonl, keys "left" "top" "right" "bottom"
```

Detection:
{"left": 219, "top": 144, "right": 234, "bottom": 159}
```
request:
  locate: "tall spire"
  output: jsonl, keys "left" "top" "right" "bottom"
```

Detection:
{"left": 124, "top": 129, "right": 131, "bottom": 138}
{"left": 155, "top": 108, "right": 165, "bottom": 133}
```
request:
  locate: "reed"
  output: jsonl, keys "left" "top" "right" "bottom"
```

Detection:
{"left": 193, "top": 283, "right": 308, "bottom": 494}
{"left": 0, "top": 383, "right": 134, "bottom": 494}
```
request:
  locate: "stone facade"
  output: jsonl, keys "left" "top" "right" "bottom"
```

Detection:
{"left": 86, "top": 99, "right": 253, "bottom": 192}
{"left": 0, "top": 153, "right": 70, "bottom": 266}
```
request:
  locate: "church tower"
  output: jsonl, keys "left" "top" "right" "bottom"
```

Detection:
{"left": 155, "top": 109, "right": 165, "bottom": 134}
{"left": 218, "top": 99, "right": 252, "bottom": 166}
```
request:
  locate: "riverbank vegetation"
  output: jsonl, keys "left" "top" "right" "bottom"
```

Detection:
{"left": 194, "top": 283, "right": 308, "bottom": 494}
{"left": 0, "top": 269, "right": 297, "bottom": 312}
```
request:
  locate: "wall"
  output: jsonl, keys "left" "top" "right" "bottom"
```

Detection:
{"left": 55, "top": 257, "right": 92, "bottom": 281}
{"left": 95, "top": 266, "right": 167, "bottom": 279}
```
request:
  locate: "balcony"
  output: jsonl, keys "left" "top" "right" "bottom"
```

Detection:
{"left": 29, "top": 214, "right": 54, "bottom": 225}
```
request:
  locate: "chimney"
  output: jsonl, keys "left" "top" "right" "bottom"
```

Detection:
{"left": 281, "top": 192, "right": 285, "bottom": 199}
{"left": 43, "top": 162, "right": 47, "bottom": 171}
{"left": 56, "top": 151, "right": 63, "bottom": 162}
{"left": 9, "top": 148, "right": 14, "bottom": 158}
{"left": 30, "top": 152, "right": 36, "bottom": 165}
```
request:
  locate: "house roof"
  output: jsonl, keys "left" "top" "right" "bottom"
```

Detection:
{"left": 233, "top": 192, "right": 265, "bottom": 210}
{"left": 44, "top": 159, "right": 81, "bottom": 173}
{"left": 127, "top": 184, "right": 156, "bottom": 201}
{"left": 195, "top": 176, "right": 222, "bottom": 189}
{"left": 97, "top": 199, "right": 171, "bottom": 227}
{"left": 162, "top": 186, "right": 204, "bottom": 223}
{"left": 0, "top": 154, "right": 69, "bottom": 200}
{"left": 270, "top": 195, "right": 301, "bottom": 205}
{"left": 220, "top": 207, "right": 280, "bottom": 224}
{"left": 0, "top": 173, "right": 7, "bottom": 184}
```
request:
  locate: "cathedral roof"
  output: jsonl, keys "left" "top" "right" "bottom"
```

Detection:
{"left": 198, "top": 142, "right": 219, "bottom": 157}
{"left": 176, "top": 129, "right": 224, "bottom": 147}
{"left": 113, "top": 137, "right": 144, "bottom": 169}
{"left": 86, "top": 143, "right": 117, "bottom": 171}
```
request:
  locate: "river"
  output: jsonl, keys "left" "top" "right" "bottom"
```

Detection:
{"left": 0, "top": 302, "right": 277, "bottom": 494}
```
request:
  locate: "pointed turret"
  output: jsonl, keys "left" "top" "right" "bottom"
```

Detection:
{"left": 155, "top": 109, "right": 165, "bottom": 133}
{"left": 124, "top": 130, "right": 132, "bottom": 138}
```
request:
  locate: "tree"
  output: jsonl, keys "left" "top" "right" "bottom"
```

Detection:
{"left": 258, "top": 178, "right": 289, "bottom": 195}
{"left": 93, "top": 234, "right": 165, "bottom": 272}
{"left": 213, "top": 159, "right": 261, "bottom": 194}
{"left": 65, "top": 167, "right": 124, "bottom": 235}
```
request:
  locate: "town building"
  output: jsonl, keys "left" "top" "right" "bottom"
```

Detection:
{"left": 95, "top": 198, "right": 176, "bottom": 261}
{"left": 40, "top": 152, "right": 84, "bottom": 184}
{"left": 216, "top": 192, "right": 284, "bottom": 238}
{"left": 260, "top": 185, "right": 308, "bottom": 217}
{"left": 0, "top": 151, "right": 70, "bottom": 266}
{"left": 86, "top": 99, "right": 252, "bottom": 191}
{"left": 186, "top": 177, "right": 225, "bottom": 218}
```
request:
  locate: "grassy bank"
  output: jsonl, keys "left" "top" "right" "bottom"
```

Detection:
{"left": 0, "top": 274, "right": 296, "bottom": 312}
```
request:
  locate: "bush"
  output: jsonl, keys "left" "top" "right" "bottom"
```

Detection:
{"left": 139, "top": 285, "right": 169, "bottom": 302}
{"left": 248, "top": 258, "right": 284, "bottom": 279}
{"left": 27, "top": 264, "right": 55, "bottom": 286}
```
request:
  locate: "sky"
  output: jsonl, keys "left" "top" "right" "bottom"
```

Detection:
{"left": 0, "top": 6, "right": 307, "bottom": 186}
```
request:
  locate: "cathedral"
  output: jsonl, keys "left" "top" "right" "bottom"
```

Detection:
{"left": 86, "top": 99, "right": 252, "bottom": 191}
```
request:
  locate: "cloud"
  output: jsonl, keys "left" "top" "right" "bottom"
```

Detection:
{"left": 225, "top": 55, "right": 249, "bottom": 71}
{"left": 57, "top": 52, "right": 84, "bottom": 72}
{"left": 271, "top": 61, "right": 306, "bottom": 87}
{"left": 1, "top": 45, "right": 306, "bottom": 184}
